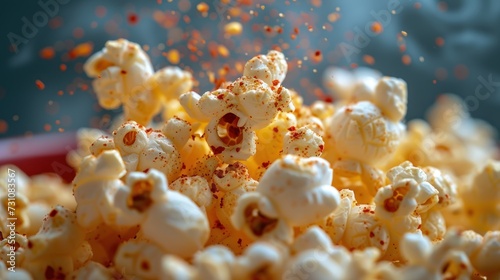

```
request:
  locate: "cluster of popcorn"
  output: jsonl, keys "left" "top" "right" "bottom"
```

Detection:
{"left": 1, "top": 40, "right": 499, "bottom": 279}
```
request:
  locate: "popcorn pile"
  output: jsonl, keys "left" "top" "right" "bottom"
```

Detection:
{"left": 1, "top": 39, "right": 499, "bottom": 280}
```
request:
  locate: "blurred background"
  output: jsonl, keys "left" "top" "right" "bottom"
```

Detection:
{"left": 1, "top": 0, "right": 500, "bottom": 138}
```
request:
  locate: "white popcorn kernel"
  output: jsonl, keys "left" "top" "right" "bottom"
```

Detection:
{"left": 233, "top": 242, "right": 286, "bottom": 280}
{"left": 138, "top": 131, "right": 182, "bottom": 182}
{"left": 323, "top": 66, "right": 381, "bottom": 101}
{"left": 292, "top": 226, "right": 335, "bottom": 254}
{"left": 0, "top": 262, "right": 32, "bottom": 280}
{"left": 470, "top": 231, "right": 500, "bottom": 279}
{"left": 67, "top": 128, "right": 109, "bottom": 169}
{"left": 420, "top": 210, "right": 446, "bottom": 242}
{"left": 112, "top": 121, "right": 148, "bottom": 155}
{"left": 162, "top": 116, "right": 192, "bottom": 150}
{"left": 283, "top": 126, "right": 324, "bottom": 157}
{"left": 231, "top": 192, "right": 293, "bottom": 244}
{"left": 24, "top": 205, "right": 91, "bottom": 279}
{"left": 283, "top": 250, "right": 343, "bottom": 280}
{"left": 84, "top": 39, "right": 157, "bottom": 125}
{"left": 89, "top": 135, "right": 115, "bottom": 156}
{"left": 72, "top": 150, "right": 126, "bottom": 230}
{"left": 193, "top": 245, "right": 235, "bottom": 280}
{"left": 216, "top": 182, "right": 257, "bottom": 230}
{"left": 179, "top": 91, "right": 211, "bottom": 122}
{"left": 161, "top": 255, "right": 198, "bottom": 280}
{"left": 257, "top": 155, "right": 340, "bottom": 226}
{"left": 373, "top": 77, "right": 407, "bottom": 122}
{"left": 422, "top": 166, "right": 457, "bottom": 209}
{"left": 114, "top": 240, "right": 165, "bottom": 279}
{"left": 243, "top": 50, "right": 287, "bottom": 86}
{"left": 149, "top": 66, "right": 193, "bottom": 101}
{"left": 71, "top": 261, "right": 115, "bottom": 280}
{"left": 318, "top": 189, "right": 355, "bottom": 244}
{"left": 0, "top": 233, "right": 28, "bottom": 267}
{"left": 342, "top": 205, "right": 390, "bottom": 253}
{"left": 170, "top": 176, "right": 213, "bottom": 210}
{"left": 213, "top": 162, "right": 256, "bottom": 192}
{"left": 115, "top": 169, "right": 209, "bottom": 258}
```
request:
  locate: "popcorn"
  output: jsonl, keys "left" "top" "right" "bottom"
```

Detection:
{"left": 283, "top": 126, "right": 324, "bottom": 158}
{"left": 323, "top": 66, "right": 381, "bottom": 102}
{"left": 400, "top": 230, "right": 474, "bottom": 279}
{"left": 170, "top": 176, "right": 213, "bottom": 210}
{"left": 72, "top": 150, "right": 126, "bottom": 231}
{"left": 114, "top": 240, "right": 165, "bottom": 279}
{"left": 24, "top": 205, "right": 91, "bottom": 279}
{"left": 180, "top": 51, "right": 293, "bottom": 162}
{"left": 232, "top": 242, "right": 286, "bottom": 280}
{"left": 459, "top": 160, "right": 500, "bottom": 234}
{"left": 325, "top": 76, "right": 407, "bottom": 197}
{"left": 469, "top": 231, "right": 500, "bottom": 279}
{"left": 232, "top": 155, "right": 340, "bottom": 244}
{"left": 243, "top": 50, "right": 288, "bottom": 86}
{"left": 67, "top": 128, "right": 108, "bottom": 169}
{"left": 113, "top": 169, "right": 210, "bottom": 258}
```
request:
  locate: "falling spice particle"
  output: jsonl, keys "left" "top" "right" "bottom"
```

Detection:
{"left": 370, "top": 22, "right": 383, "bottom": 34}
{"left": 166, "top": 49, "right": 180, "bottom": 64}
{"left": 224, "top": 22, "right": 243, "bottom": 36}
{"left": 60, "top": 64, "right": 67, "bottom": 71}
{"left": 44, "top": 124, "right": 52, "bottom": 132}
{"left": 363, "top": 55, "right": 375, "bottom": 65}
{"left": 35, "top": 80, "right": 45, "bottom": 90}
{"left": 402, "top": 55, "right": 411, "bottom": 65}
{"left": 128, "top": 13, "right": 139, "bottom": 25}
{"left": 435, "top": 37, "right": 445, "bottom": 47}
{"left": 68, "top": 42, "right": 94, "bottom": 59}
{"left": 454, "top": 64, "right": 469, "bottom": 80}
{"left": 39, "top": 47, "right": 55, "bottom": 59}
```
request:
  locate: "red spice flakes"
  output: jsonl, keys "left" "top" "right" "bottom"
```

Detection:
{"left": 262, "top": 161, "right": 271, "bottom": 168}
{"left": 370, "top": 22, "right": 383, "bottom": 34}
{"left": 288, "top": 126, "right": 296, "bottom": 131}
{"left": 68, "top": 42, "right": 94, "bottom": 59}
{"left": 435, "top": 37, "right": 445, "bottom": 47}
{"left": 35, "top": 80, "right": 45, "bottom": 90}
{"left": 319, "top": 145, "right": 324, "bottom": 152}
{"left": 49, "top": 209, "right": 58, "bottom": 217}
{"left": 39, "top": 47, "right": 55, "bottom": 59}
{"left": 211, "top": 146, "right": 225, "bottom": 155}
{"left": 369, "top": 231, "right": 375, "bottom": 238}
{"left": 128, "top": 13, "right": 139, "bottom": 25}
{"left": 59, "top": 64, "right": 67, "bottom": 71}
{"left": 363, "top": 54, "right": 375, "bottom": 65}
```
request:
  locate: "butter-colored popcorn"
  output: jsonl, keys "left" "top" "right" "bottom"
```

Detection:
{"left": 72, "top": 150, "right": 126, "bottom": 231}
{"left": 400, "top": 231, "right": 474, "bottom": 280}
{"left": 243, "top": 50, "right": 288, "bottom": 86}
{"left": 213, "top": 162, "right": 257, "bottom": 192}
{"left": 459, "top": 160, "right": 500, "bottom": 234}
{"left": 215, "top": 178, "right": 257, "bottom": 231}
{"left": 161, "top": 255, "right": 198, "bottom": 280}
{"left": 114, "top": 240, "right": 165, "bottom": 279}
{"left": 283, "top": 126, "right": 324, "bottom": 158}
{"left": 325, "top": 77, "right": 407, "bottom": 197}
{"left": 24, "top": 205, "right": 92, "bottom": 279}
{"left": 89, "top": 135, "right": 115, "bottom": 156}
{"left": 0, "top": 233, "right": 29, "bottom": 268}
{"left": 292, "top": 226, "right": 335, "bottom": 254}
{"left": 114, "top": 169, "right": 209, "bottom": 258}
{"left": 67, "top": 128, "right": 109, "bottom": 169}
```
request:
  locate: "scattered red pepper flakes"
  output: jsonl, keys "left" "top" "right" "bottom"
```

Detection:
{"left": 44, "top": 124, "right": 52, "bottom": 132}
{"left": 60, "top": 64, "right": 67, "bottom": 71}
{"left": 402, "top": 55, "right": 412, "bottom": 65}
{"left": 39, "top": 47, "right": 55, "bottom": 59}
{"left": 35, "top": 80, "right": 45, "bottom": 90}
{"left": 454, "top": 64, "right": 469, "bottom": 80}
{"left": 311, "top": 50, "right": 323, "bottom": 63}
{"left": 95, "top": 6, "right": 107, "bottom": 18}
{"left": 370, "top": 22, "right": 383, "bottom": 34}
{"left": 0, "top": 120, "right": 7, "bottom": 134}
{"left": 435, "top": 37, "right": 445, "bottom": 47}
{"left": 363, "top": 54, "right": 375, "bottom": 65}
{"left": 128, "top": 13, "right": 139, "bottom": 25}
{"left": 57, "top": 90, "right": 64, "bottom": 96}
{"left": 68, "top": 42, "right": 94, "bottom": 59}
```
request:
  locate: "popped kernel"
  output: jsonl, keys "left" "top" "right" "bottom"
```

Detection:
{"left": 113, "top": 169, "right": 210, "bottom": 258}
{"left": 283, "top": 126, "right": 324, "bottom": 158}
{"left": 325, "top": 76, "right": 408, "bottom": 197}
